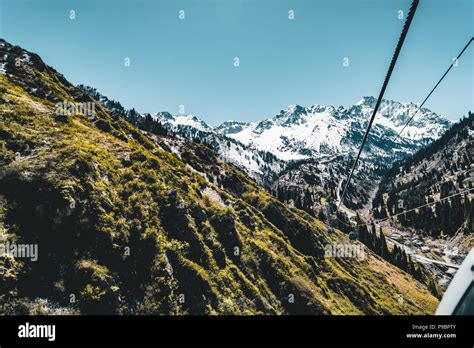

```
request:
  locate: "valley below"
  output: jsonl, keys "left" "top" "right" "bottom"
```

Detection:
{"left": 360, "top": 199, "right": 467, "bottom": 291}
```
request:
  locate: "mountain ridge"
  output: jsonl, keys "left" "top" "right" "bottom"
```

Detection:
{"left": 217, "top": 96, "right": 451, "bottom": 160}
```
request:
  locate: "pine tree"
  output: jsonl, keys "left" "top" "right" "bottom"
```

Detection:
{"left": 379, "top": 227, "right": 390, "bottom": 259}
{"left": 358, "top": 225, "right": 369, "bottom": 245}
{"left": 400, "top": 249, "right": 409, "bottom": 271}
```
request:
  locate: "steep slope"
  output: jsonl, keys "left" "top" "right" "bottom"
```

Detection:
{"left": 144, "top": 112, "right": 286, "bottom": 185}
{"left": 77, "top": 85, "right": 285, "bottom": 186}
{"left": 373, "top": 113, "right": 474, "bottom": 251}
{"left": 0, "top": 39, "right": 438, "bottom": 315}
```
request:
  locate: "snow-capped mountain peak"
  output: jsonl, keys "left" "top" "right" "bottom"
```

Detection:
{"left": 151, "top": 112, "right": 214, "bottom": 133}
{"left": 216, "top": 97, "right": 450, "bottom": 162}
{"left": 216, "top": 120, "right": 251, "bottom": 134}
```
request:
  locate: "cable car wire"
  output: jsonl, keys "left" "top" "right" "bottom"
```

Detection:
{"left": 338, "top": 0, "right": 419, "bottom": 211}
{"left": 332, "top": 187, "right": 473, "bottom": 229}
{"left": 393, "top": 37, "right": 473, "bottom": 144}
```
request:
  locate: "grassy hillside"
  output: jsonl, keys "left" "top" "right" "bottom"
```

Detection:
{"left": 0, "top": 39, "right": 438, "bottom": 315}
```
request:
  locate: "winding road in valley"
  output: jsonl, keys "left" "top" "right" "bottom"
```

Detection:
{"left": 386, "top": 236, "right": 460, "bottom": 269}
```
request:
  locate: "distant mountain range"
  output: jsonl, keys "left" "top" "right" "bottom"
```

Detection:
{"left": 145, "top": 96, "right": 452, "bottom": 213}
{"left": 217, "top": 97, "right": 450, "bottom": 161}
{"left": 150, "top": 97, "right": 450, "bottom": 175}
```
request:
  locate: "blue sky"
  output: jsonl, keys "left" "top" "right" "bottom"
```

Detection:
{"left": 0, "top": 0, "right": 472, "bottom": 124}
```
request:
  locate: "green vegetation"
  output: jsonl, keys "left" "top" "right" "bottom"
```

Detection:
{"left": 0, "top": 40, "right": 438, "bottom": 315}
